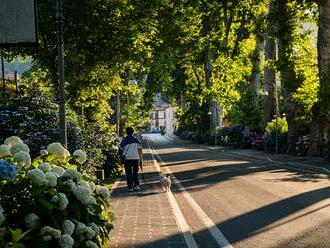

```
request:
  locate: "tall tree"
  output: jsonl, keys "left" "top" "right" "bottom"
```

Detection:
{"left": 263, "top": 0, "right": 277, "bottom": 123}
{"left": 276, "top": 0, "right": 309, "bottom": 153}
{"left": 309, "top": 0, "right": 330, "bottom": 155}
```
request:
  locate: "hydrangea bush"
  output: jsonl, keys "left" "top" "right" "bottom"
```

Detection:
{"left": 0, "top": 97, "right": 83, "bottom": 157}
{"left": 0, "top": 136, "right": 114, "bottom": 248}
{"left": 0, "top": 97, "right": 121, "bottom": 179}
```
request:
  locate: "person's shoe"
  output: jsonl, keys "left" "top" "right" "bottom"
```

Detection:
{"left": 133, "top": 186, "right": 140, "bottom": 191}
{"left": 128, "top": 188, "right": 133, "bottom": 192}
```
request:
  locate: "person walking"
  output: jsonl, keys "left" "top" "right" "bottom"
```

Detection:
{"left": 119, "top": 127, "right": 143, "bottom": 192}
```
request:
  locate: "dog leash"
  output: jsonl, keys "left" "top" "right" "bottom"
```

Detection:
{"left": 140, "top": 164, "right": 146, "bottom": 182}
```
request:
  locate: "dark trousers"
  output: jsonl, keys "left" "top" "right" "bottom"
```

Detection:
{"left": 124, "top": 160, "right": 139, "bottom": 189}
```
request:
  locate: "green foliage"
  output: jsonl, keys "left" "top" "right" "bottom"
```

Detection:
{"left": 3, "top": 0, "right": 325, "bottom": 153}
{"left": 230, "top": 89, "right": 265, "bottom": 132}
{"left": 264, "top": 116, "right": 289, "bottom": 152}
{"left": 217, "top": 125, "right": 245, "bottom": 148}
{"left": 177, "top": 102, "right": 209, "bottom": 133}
{"left": 0, "top": 97, "right": 83, "bottom": 157}
{"left": 0, "top": 95, "right": 121, "bottom": 179}
{"left": 265, "top": 116, "right": 288, "bottom": 135}
{"left": 0, "top": 138, "right": 114, "bottom": 247}
{"left": 79, "top": 122, "right": 120, "bottom": 178}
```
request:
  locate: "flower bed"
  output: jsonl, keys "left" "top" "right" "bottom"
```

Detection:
{"left": 0, "top": 136, "right": 114, "bottom": 247}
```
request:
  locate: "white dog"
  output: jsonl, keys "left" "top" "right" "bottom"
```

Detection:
{"left": 160, "top": 173, "right": 171, "bottom": 192}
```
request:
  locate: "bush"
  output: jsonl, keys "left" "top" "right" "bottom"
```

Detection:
{"left": 0, "top": 97, "right": 83, "bottom": 157}
{"left": 217, "top": 125, "right": 244, "bottom": 148}
{"left": 264, "top": 117, "right": 288, "bottom": 153}
{"left": 294, "top": 135, "right": 310, "bottom": 156}
{"left": 79, "top": 122, "right": 120, "bottom": 179}
{"left": 0, "top": 136, "right": 114, "bottom": 247}
{"left": 0, "top": 97, "right": 121, "bottom": 179}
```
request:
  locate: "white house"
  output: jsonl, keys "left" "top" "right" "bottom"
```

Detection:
{"left": 150, "top": 93, "right": 178, "bottom": 134}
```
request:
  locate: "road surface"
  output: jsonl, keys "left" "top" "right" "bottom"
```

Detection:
{"left": 145, "top": 134, "right": 330, "bottom": 248}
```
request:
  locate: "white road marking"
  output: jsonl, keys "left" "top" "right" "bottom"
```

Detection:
{"left": 229, "top": 151, "right": 330, "bottom": 174}
{"left": 146, "top": 138, "right": 199, "bottom": 248}
{"left": 147, "top": 136, "right": 234, "bottom": 248}
{"left": 164, "top": 135, "right": 329, "bottom": 175}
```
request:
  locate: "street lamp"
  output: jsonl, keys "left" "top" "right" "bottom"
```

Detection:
{"left": 1, "top": 50, "right": 6, "bottom": 101}
{"left": 56, "top": 0, "right": 67, "bottom": 147}
{"left": 207, "top": 110, "right": 212, "bottom": 133}
{"left": 261, "top": 81, "right": 279, "bottom": 154}
{"left": 274, "top": 80, "right": 280, "bottom": 154}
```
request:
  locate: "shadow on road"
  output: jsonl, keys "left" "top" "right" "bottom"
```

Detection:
{"left": 109, "top": 135, "right": 330, "bottom": 247}
{"left": 216, "top": 186, "right": 330, "bottom": 244}
{"left": 111, "top": 186, "right": 329, "bottom": 247}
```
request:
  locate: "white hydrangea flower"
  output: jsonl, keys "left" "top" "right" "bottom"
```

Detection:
{"left": 85, "top": 240, "right": 98, "bottom": 248}
{"left": 10, "top": 142, "right": 30, "bottom": 155}
{"left": 4, "top": 136, "right": 23, "bottom": 147}
{"left": 58, "top": 234, "right": 74, "bottom": 248}
{"left": 47, "top": 143, "right": 70, "bottom": 158}
{"left": 89, "top": 181, "right": 96, "bottom": 192}
{"left": 87, "top": 196, "right": 97, "bottom": 206}
{"left": 40, "top": 149, "right": 49, "bottom": 156}
{"left": 45, "top": 172, "right": 58, "bottom": 187}
{"left": 78, "top": 181, "right": 92, "bottom": 192}
{"left": 60, "top": 179, "right": 77, "bottom": 192}
{"left": 63, "top": 149, "right": 70, "bottom": 158}
{"left": 40, "top": 226, "right": 61, "bottom": 241}
{"left": 52, "top": 166, "right": 65, "bottom": 177}
{"left": 39, "top": 162, "right": 52, "bottom": 173}
{"left": 62, "top": 220, "right": 75, "bottom": 235}
{"left": 27, "top": 169, "right": 46, "bottom": 186}
{"left": 51, "top": 193, "right": 69, "bottom": 211}
{"left": 0, "top": 144, "right": 11, "bottom": 158}
{"left": 0, "top": 205, "right": 5, "bottom": 226}
{"left": 73, "top": 185, "right": 91, "bottom": 205}
{"left": 96, "top": 186, "right": 110, "bottom": 199}
{"left": 14, "top": 151, "right": 31, "bottom": 167}
{"left": 24, "top": 213, "right": 39, "bottom": 229}
{"left": 88, "top": 223, "right": 100, "bottom": 235}
{"left": 63, "top": 169, "right": 82, "bottom": 182}
{"left": 73, "top": 149, "right": 87, "bottom": 164}
{"left": 75, "top": 223, "right": 96, "bottom": 240}
{"left": 85, "top": 227, "right": 96, "bottom": 239}
{"left": 43, "top": 235, "right": 53, "bottom": 241}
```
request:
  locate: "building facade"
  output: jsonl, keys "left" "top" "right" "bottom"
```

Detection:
{"left": 150, "top": 93, "right": 178, "bottom": 134}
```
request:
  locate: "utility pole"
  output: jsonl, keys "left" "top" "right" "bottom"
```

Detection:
{"left": 1, "top": 50, "right": 7, "bottom": 101}
{"left": 56, "top": 0, "right": 67, "bottom": 147}
{"left": 274, "top": 81, "right": 279, "bottom": 154}
{"left": 14, "top": 71, "right": 18, "bottom": 94}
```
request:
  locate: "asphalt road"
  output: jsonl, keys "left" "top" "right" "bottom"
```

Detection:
{"left": 146, "top": 134, "right": 330, "bottom": 248}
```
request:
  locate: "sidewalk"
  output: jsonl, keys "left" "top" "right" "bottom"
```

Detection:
{"left": 108, "top": 146, "right": 187, "bottom": 248}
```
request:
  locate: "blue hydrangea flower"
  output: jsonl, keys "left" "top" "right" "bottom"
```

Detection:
{"left": 0, "top": 160, "right": 17, "bottom": 181}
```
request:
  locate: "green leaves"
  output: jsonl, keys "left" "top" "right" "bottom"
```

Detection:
{"left": 9, "top": 228, "right": 31, "bottom": 247}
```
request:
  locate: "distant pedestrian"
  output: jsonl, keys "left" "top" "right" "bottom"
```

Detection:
{"left": 119, "top": 127, "right": 143, "bottom": 192}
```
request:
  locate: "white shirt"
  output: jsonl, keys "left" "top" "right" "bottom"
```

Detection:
{"left": 122, "top": 142, "right": 142, "bottom": 160}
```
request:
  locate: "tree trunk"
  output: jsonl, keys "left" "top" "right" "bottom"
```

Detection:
{"left": 263, "top": 0, "right": 277, "bottom": 123}
{"left": 276, "top": 0, "right": 303, "bottom": 153}
{"left": 204, "top": 42, "right": 221, "bottom": 135}
{"left": 250, "top": 37, "right": 263, "bottom": 98}
{"left": 308, "top": 1, "right": 330, "bottom": 155}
